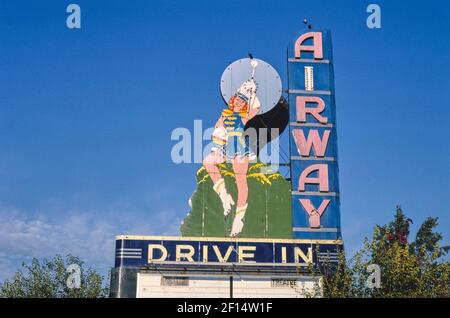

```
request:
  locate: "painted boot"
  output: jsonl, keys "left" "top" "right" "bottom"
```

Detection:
{"left": 230, "top": 204, "right": 247, "bottom": 237}
{"left": 213, "top": 178, "right": 235, "bottom": 216}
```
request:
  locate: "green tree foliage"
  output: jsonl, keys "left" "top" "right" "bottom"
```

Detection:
{"left": 0, "top": 255, "right": 109, "bottom": 298}
{"left": 321, "top": 207, "right": 450, "bottom": 298}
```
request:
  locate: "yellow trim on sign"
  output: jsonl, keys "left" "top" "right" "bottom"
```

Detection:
{"left": 115, "top": 235, "right": 343, "bottom": 245}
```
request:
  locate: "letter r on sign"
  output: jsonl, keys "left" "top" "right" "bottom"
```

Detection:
{"left": 296, "top": 96, "right": 328, "bottom": 124}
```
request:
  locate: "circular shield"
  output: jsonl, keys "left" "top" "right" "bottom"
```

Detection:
{"left": 220, "top": 58, "right": 282, "bottom": 114}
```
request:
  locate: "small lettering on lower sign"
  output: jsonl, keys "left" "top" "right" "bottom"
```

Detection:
{"left": 271, "top": 278, "right": 297, "bottom": 287}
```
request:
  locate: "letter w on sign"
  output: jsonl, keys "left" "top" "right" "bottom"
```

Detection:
{"left": 292, "top": 129, "right": 330, "bottom": 157}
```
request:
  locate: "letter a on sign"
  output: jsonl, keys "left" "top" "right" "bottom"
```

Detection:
{"left": 299, "top": 164, "right": 329, "bottom": 192}
{"left": 294, "top": 32, "right": 323, "bottom": 59}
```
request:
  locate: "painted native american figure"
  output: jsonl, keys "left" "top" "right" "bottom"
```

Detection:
{"left": 202, "top": 59, "right": 261, "bottom": 237}
{"left": 182, "top": 57, "right": 291, "bottom": 239}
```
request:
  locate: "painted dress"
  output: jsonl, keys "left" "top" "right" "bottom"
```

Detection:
{"left": 213, "top": 109, "right": 250, "bottom": 159}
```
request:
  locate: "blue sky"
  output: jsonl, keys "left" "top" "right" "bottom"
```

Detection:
{"left": 0, "top": 0, "right": 449, "bottom": 281}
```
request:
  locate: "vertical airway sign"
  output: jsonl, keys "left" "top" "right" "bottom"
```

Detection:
{"left": 288, "top": 30, "right": 342, "bottom": 240}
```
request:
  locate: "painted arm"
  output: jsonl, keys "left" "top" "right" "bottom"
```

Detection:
{"left": 215, "top": 115, "right": 225, "bottom": 128}
{"left": 242, "top": 106, "right": 260, "bottom": 125}
{"left": 215, "top": 116, "right": 225, "bottom": 128}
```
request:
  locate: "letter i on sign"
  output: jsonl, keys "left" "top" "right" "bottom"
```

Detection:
{"left": 304, "top": 66, "right": 314, "bottom": 91}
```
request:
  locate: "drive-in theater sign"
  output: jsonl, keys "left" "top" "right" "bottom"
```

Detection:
{"left": 111, "top": 29, "right": 343, "bottom": 298}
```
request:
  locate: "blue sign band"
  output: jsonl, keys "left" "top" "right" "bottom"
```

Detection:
{"left": 114, "top": 236, "right": 343, "bottom": 268}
